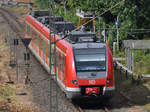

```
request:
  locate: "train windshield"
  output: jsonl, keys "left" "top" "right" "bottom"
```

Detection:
{"left": 74, "top": 48, "right": 106, "bottom": 72}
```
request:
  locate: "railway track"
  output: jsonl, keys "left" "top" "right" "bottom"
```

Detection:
{"left": 0, "top": 7, "right": 139, "bottom": 112}
{"left": 0, "top": 7, "right": 23, "bottom": 35}
{"left": 0, "top": 7, "right": 78, "bottom": 112}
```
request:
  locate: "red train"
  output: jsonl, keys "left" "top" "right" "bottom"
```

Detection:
{"left": 25, "top": 10, "right": 115, "bottom": 99}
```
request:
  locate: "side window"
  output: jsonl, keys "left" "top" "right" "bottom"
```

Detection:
{"left": 33, "top": 31, "right": 36, "bottom": 44}
{"left": 47, "top": 42, "right": 50, "bottom": 57}
{"left": 27, "top": 25, "right": 30, "bottom": 35}
{"left": 32, "top": 31, "right": 35, "bottom": 43}
{"left": 29, "top": 26, "right": 32, "bottom": 36}
{"left": 35, "top": 32, "right": 38, "bottom": 45}
{"left": 57, "top": 52, "right": 60, "bottom": 67}
{"left": 25, "top": 24, "right": 27, "bottom": 33}
{"left": 44, "top": 39, "right": 47, "bottom": 55}
{"left": 62, "top": 56, "right": 65, "bottom": 73}
{"left": 60, "top": 54, "right": 65, "bottom": 73}
{"left": 41, "top": 38, "right": 44, "bottom": 52}
{"left": 52, "top": 45, "right": 55, "bottom": 64}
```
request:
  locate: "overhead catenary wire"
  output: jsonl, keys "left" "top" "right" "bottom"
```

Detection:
{"left": 55, "top": 0, "right": 126, "bottom": 43}
{"left": 95, "top": 28, "right": 150, "bottom": 32}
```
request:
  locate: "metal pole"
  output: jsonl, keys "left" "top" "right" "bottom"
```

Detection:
{"left": 130, "top": 49, "right": 132, "bottom": 70}
{"left": 15, "top": 39, "right": 19, "bottom": 82}
{"left": 49, "top": 0, "right": 58, "bottom": 112}
{"left": 102, "top": 29, "right": 106, "bottom": 42}
{"left": 98, "top": 16, "right": 101, "bottom": 39}
{"left": 127, "top": 48, "right": 130, "bottom": 69}
{"left": 64, "top": 0, "right": 66, "bottom": 16}
{"left": 116, "top": 16, "right": 119, "bottom": 51}
{"left": 132, "top": 49, "right": 134, "bottom": 72}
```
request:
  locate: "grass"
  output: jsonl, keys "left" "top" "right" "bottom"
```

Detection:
{"left": 0, "top": 22, "right": 37, "bottom": 112}
{"left": 142, "top": 104, "right": 150, "bottom": 112}
{"left": 0, "top": 85, "right": 16, "bottom": 102}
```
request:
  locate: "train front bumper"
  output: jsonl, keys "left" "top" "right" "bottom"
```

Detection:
{"left": 66, "top": 86, "right": 115, "bottom": 99}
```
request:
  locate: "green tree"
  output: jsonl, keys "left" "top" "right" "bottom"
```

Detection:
{"left": 36, "top": 0, "right": 49, "bottom": 9}
{"left": 67, "top": 0, "right": 150, "bottom": 42}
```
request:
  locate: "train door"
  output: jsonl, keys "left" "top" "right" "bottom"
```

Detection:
{"left": 62, "top": 55, "right": 66, "bottom": 86}
{"left": 47, "top": 42, "right": 50, "bottom": 67}
{"left": 57, "top": 52, "right": 61, "bottom": 80}
{"left": 60, "top": 53, "right": 63, "bottom": 82}
{"left": 41, "top": 37, "right": 45, "bottom": 62}
{"left": 35, "top": 31, "right": 39, "bottom": 53}
{"left": 39, "top": 36, "right": 41, "bottom": 57}
{"left": 32, "top": 29, "right": 36, "bottom": 50}
{"left": 29, "top": 25, "right": 33, "bottom": 48}
{"left": 37, "top": 33, "right": 40, "bottom": 56}
{"left": 45, "top": 40, "right": 48, "bottom": 65}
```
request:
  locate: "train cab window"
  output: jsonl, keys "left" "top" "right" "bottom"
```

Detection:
{"left": 74, "top": 48, "right": 106, "bottom": 72}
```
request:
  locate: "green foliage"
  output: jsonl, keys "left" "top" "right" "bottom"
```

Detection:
{"left": 134, "top": 50, "right": 150, "bottom": 74}
{"left": 35, "top": 0, "right": 150, "bottom": 43}
{"left": 55, "top": 5, "right": 78, "bottom": 25}
{"left": 67, "top": 0, "right": 150, "bottom": 45}
{"left": 0, "top": 85, "right": 16, "bottom": 102}
{"left": 35, "top": 0, "right": 49, "bottom": 9}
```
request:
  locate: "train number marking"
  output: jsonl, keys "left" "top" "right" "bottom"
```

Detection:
{"left": 89, "top": 80, "right": 96, "bottom": 84}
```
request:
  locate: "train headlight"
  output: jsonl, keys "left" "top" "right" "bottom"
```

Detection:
{"left": 106, "top": 78, "right": 112, "bottom": 85}
{"left": 72, "top": 80, "right": 78, "bottom": 86}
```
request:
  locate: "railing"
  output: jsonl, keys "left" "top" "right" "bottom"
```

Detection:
{"left": 115, "top": 60, "right": 150, "bottom": 81}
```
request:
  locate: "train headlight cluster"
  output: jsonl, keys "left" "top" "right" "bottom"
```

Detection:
{"left": 106, "top": 78, "right": 112, "bottom": 85}
{"left": 72, "top": 80, "right": 78, "bottom": 86}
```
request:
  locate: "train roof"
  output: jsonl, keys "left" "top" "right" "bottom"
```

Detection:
{"left": 30, "top": 10, "right": 49, "bottom": 18}
{"left": 29, "top": 10, "right": 75, "bottom": 34}
{"left": 37, "top": 16, "right": 64, "bottom": 23}
{"left": 67, "top": 31, "right": 100, "bottom": 43}
{"left": 26, "top": 10, "right": 106, "bottom": 52}
{"left": 54, "top": 21, "right": 75, "bottom": 32}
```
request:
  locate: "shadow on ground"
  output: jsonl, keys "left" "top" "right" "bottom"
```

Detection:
{"left": 72, "top": 68, "right": 150, "bottom": 111}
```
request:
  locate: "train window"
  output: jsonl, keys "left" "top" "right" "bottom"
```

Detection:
{"left": 74, "top": 48, "right": 106, "bottom": 72}
{"left": 34, "top": 32, "right": 38, "bottom": 45}
{"left": 37, "top": 34, "right": 40, "bottom": 46}
{"left": 59, "top": 54, "right": 62, "bottom": 70}
{"left": 61, "top": 56, "right": 65, "bottom": 73}
{"left": 40, "top": 38, "right": 44, "bottom": 52}
{"left": 33, "top": 31, "right": 36, "bottom": 44}
{"left": 58, "top": 54, "right": 65, "bottom": 73}
{"left": 25, "top": 24, "right": 27, "bottom": 33}
{"left": 46, "top": 42, "right": 50, "bottom": 57}
{"left": 52, "top": 46, "right": 55, "bottom": 64}
{"left": 29, "top": 26, "right": 32, "bottom": 37}
{"left": 32, "top": 30, "right": 34, "bottom": 42}
{"left": 57, "top": 52, "right": 60, "bottom": 67}
{"left": 27, "top": 25, "right": 30, "bottom": 35}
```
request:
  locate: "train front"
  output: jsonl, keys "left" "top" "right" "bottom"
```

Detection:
{"left": 66, "top": 32, "right": 115, "bottom": 99}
